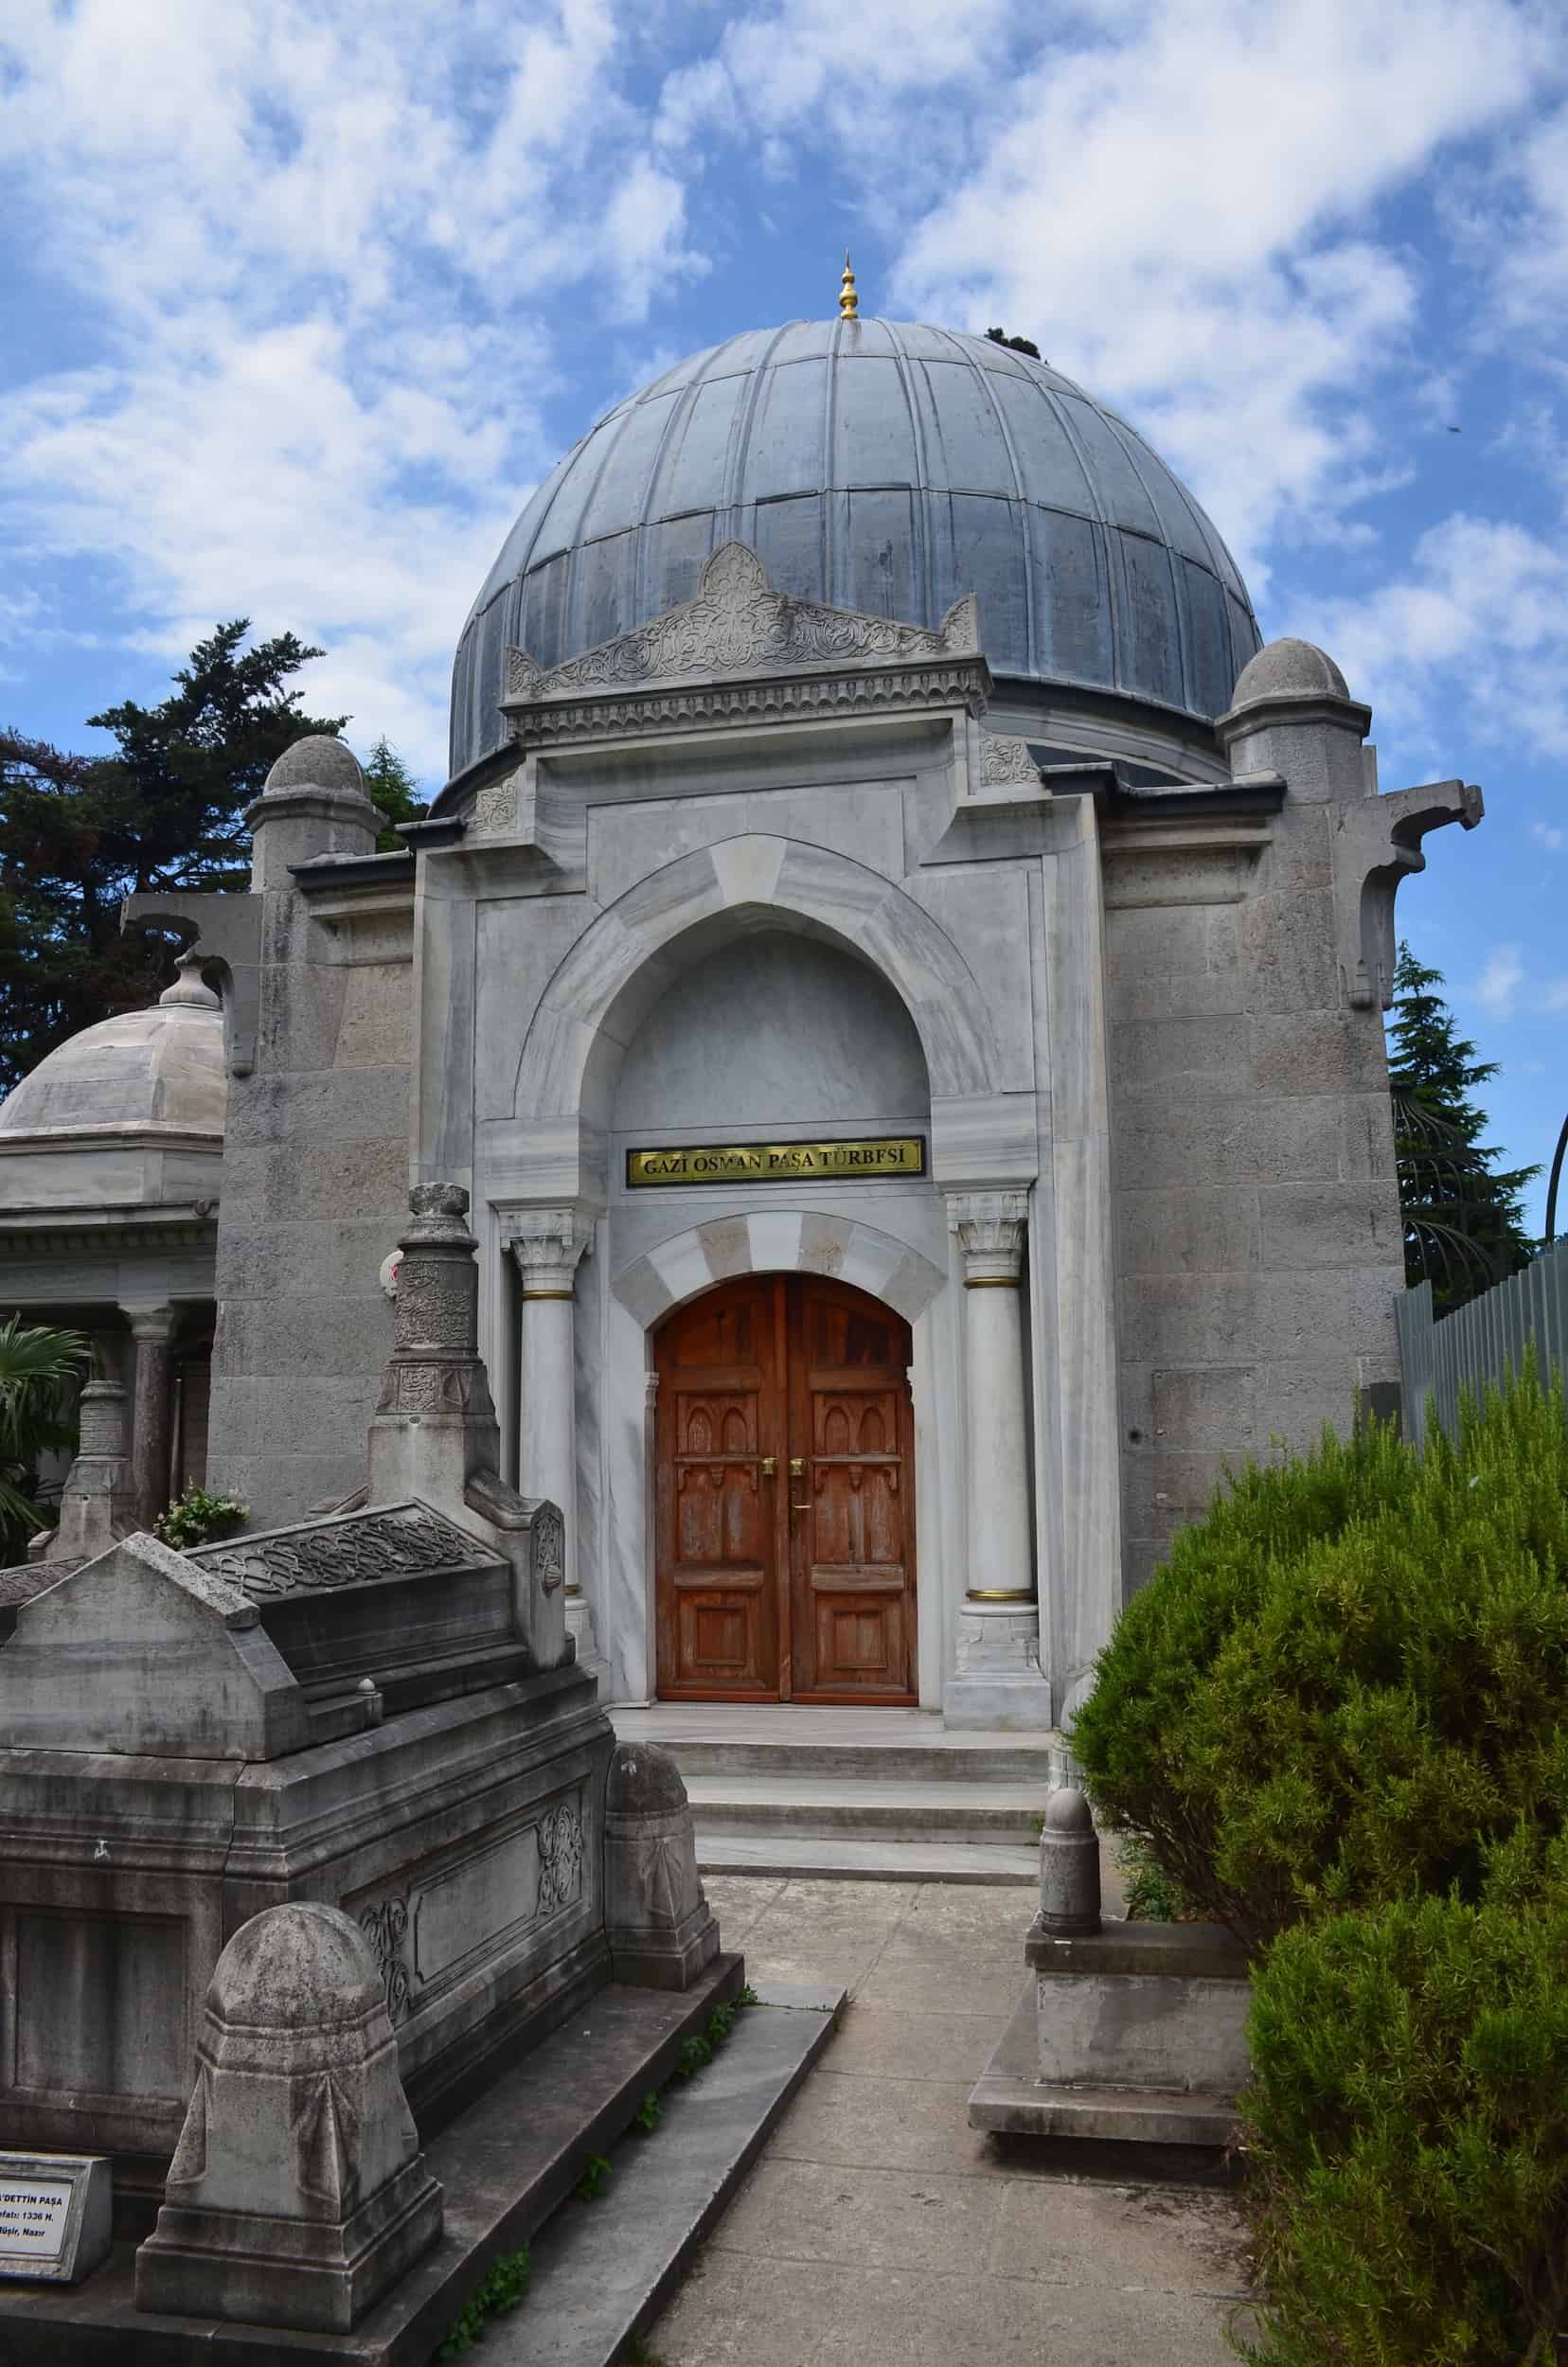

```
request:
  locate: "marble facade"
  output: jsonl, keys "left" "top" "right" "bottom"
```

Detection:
{"left": 87, "top": 534, "right": 1478, "bottom": 1737}
{"left": 8, "top": 317, "right": 1486, "bottom": 1741}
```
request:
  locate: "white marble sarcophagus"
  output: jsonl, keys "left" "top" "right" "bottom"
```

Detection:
{"left": 0, "top": 1493, "right": 606, "bottom": 2212}
{"left": 0, "top": 1184, "right": 720, "bottom": 2239}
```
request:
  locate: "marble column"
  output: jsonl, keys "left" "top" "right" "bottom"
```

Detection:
{"left": 508, "top": 1210, "right": 598, "bottom": 1670}
{"left": 943, "top": 1193, "right": 1054, "bottom": 1730}
{"left": 124, "top": 1305, "right": 177, "bottom": 1531}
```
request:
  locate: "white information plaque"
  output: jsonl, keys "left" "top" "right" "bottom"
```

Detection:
{"left": 0, "top": 2153, "right": 112, "bottom": 2284}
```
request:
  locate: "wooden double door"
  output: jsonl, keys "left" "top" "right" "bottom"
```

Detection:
{"left": 654, "top": 1274, "right": 917, "bottom": 1703}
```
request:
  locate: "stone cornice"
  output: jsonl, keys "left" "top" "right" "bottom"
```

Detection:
{"left": 504, "top": 657, "right": 993, "bottom": 752}
{"left": 0, "top": 1209, "right": 219, "bottom": 1257}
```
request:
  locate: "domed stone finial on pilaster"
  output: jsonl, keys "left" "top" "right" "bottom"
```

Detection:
{"left": 243, "top": 735, "right": 383, "bottom": 891}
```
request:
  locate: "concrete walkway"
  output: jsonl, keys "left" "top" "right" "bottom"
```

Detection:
{"left": 643, "top": 1876, "right": 1256, "bottom": 2367}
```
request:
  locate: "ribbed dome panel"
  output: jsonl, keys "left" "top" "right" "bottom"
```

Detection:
{"left": 450, "top": 320, "right": 1261, "bottom": 780}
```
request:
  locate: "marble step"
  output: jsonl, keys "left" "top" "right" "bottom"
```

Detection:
{"left": 683, "top": 1772, "right": 1050, "bottom": 1843}
{"left": 479, "top": 1984, "right": 843, "bottom": 2366}
{"left": 696, "top": 1832, "right": 1039, "bottom": 1883}
{"left": 612, "top": 1703, "right": 1070, "bottom": 1788}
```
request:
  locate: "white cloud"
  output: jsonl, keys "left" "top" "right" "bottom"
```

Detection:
{"left": 1532, "top": 820, "right": 1566, "bottom": 851}
{"left": 1475, "top": 943, "right": 1525, "bottom": 1018}
{"left": 2, "top": 0, "right": 1567, "bottom": 792}
{"left": 881, "top": 0, "right": 1547, "bottom": 589}
{"left": 0, "top": 0, "right": 710, "bottom": 778}
{"left": 1284, "top": 513, "right": 1568, "bottom": 763}
{"left": 1544, "top": 979, "right": 1568, "bottom": 1013}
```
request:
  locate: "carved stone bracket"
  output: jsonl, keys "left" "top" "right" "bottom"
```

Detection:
{"left": 120, "top": 888, "right": 261, "bottom": 1078}
{"left": 505, "top": 1208, "right": 595, "bottom": 1299}
{"left": 1333, "top": 777, "right": 1484, "bottom": 1008}
{"left": 978, "top": 729, "right": 1042, "bottom": 787}
{"left": 947, "top": 1190, "right": 1028, "bottom": 1286}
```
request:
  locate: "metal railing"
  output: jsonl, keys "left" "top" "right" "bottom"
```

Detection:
{"left": 1395, "top": 1237, "right": 1568, "bottom": 1450}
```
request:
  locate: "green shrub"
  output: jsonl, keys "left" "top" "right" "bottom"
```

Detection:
{"left": 1072, "top": 1367, "right": 1568, "bottom": 1947}
{"left": 1240, "top": 1839, "right": 1568, "bottom": 2367}
{"left": 1118, "top": 1835, "right": 1204, "bottom": 1923}
{"left": 155, "top": 1485, "right": 248, "bottom": 1551}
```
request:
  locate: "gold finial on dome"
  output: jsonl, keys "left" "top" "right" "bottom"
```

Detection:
{"left": 838, "top": 251, "right": 859, "bottom": 319}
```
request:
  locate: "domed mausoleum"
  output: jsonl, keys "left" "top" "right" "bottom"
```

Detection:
{"left": 9, "top": 300, "right": 1482, "bottom": 1747}
{"left": 0, "top": 952, "right": 226, "bottom": 1525}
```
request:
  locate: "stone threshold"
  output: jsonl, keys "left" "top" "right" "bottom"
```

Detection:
{"left": 698, "top": 1833, "right": 1038, "bottom": 1881}
{"left": 969, "top": 1983, "right": 1245, "bottom": 2152}
{"left": 0, "top": 1954, "right": 753, "bottom": 2365}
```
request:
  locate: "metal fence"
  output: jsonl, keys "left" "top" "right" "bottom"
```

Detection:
{"left": 1395, "top": 1236, "right": 1568, "bottom": 1450}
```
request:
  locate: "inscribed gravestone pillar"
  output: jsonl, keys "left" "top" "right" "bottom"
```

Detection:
{"left": 508, "top": 1210, "right": 597, "bottom": 1664}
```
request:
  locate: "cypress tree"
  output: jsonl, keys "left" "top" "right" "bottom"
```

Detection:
{"left": 1387, "top": 943, "right": 1538, "bottom": 1313}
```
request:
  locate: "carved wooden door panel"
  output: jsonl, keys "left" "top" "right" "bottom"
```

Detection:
{"left": 654, "top": 1273, "right": 916, "bottom": 1703}
{"left": 654, "top": 1276, "right": 784, "bottom": 1700}
{"left": 788, "top": 1278, "right": 917, "bottom": 1702}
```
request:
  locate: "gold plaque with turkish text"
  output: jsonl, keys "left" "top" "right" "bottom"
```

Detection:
{"left": 627, "top": 1137, "right": 927, "bottom": 1188}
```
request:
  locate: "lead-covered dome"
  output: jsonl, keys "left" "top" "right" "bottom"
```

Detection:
{"left": 451, "top": 319, "right": 1261, "bottom": 781}
{"left": 0, "top": 954, "right": 224, "bottom": 1142}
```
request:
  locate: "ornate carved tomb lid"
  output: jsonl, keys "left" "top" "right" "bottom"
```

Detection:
{"left": 187, "top": 1499, "right": 517, "bottom": 1697}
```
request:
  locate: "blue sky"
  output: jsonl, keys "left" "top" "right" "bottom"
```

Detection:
{"left": 1, "top": 0, "right": 1564, "bottom": 1228}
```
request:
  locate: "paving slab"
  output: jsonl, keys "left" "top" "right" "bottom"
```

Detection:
{"left": 642, "top": 1876, "right": 1256, "bottom": 2367}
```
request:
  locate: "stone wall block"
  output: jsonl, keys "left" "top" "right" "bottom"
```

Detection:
{"left": 602, "top": 1742, "right": 721, "bottom": 1990}
{"left": 1239, "top": 890, "right": 1340, "bottom": 1014}
{"left": 223, "top": 1065, "right": 413, "bottom": 1152}
{"left": 1111, "top": 1014, "right": 1254, "bottom": 1096}
{"left": 136, "top": 1902, "right": 442, "bottom": 2331}
{"left": 213, "top": 1296, "right": 393, "bottom": 1382}
{"left": 1116, "top": 1272, "right": 1263, "bottom": 1366}
{"left": 1251, "top": 1011, "right": 1389, "bottom": 1097}
{"left": 1150, "top": 1364, "right": 1259, "bottom": 1450}
{"left": 215, "top": 1218, "right": 396, "bottom": 1303}
{"left": 334, "top": 964, "right": 414, "bottom": 1068}
{"left": 1258, "top": 1181, "right": 1403, "bottom": 1273}
{"left": 1114, "top": 1186, "right": 1261, "bottom": 1277}
{"left": 207, "top": 1375, "right": 381, "bottom": 1461}
{"left": 1260, "top": 805, "right": 1332, "bottom": 894}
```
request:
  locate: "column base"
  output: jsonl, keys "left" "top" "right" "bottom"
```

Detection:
{"left": 564, "top": 1593, "right": 607, "bottom": 1686}
{"left": 943, "top": 1599, "right": 1056, "bottom": 1732}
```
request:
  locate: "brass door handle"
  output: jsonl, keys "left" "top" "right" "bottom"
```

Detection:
{"left": 790, "top": 1502, "right": 811, "bottom": 1513}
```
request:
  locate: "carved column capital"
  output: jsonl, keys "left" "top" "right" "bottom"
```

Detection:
{"left": 123, "top": 1303, "right": 177, "bottom": 1344}
{"left": 947, "top": 1191, "right": 1027, "bottom": 1287}
{"left": 505, "top": 1208, "right": 595, "bottom": 1299}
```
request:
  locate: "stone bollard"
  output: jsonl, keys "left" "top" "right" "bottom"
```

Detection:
{"left": 603, "top": 1742, "right": 722, "bottom": 1990}
{"left": 1036, "top": 1785, "right": 1101, "bottom": 1938}
{"left": 135, "top": 1902, "right": 442, "bottom": 2332}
